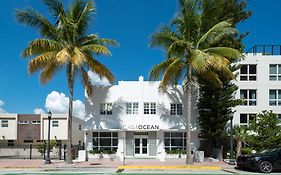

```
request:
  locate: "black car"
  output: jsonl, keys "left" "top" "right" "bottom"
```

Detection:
{"left": 236, "top": 148, "right": 281, "bottom": 173}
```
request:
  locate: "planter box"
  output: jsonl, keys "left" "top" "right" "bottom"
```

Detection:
{"left": 88, "top": 153, "right": 116, "bottom": 159}
{"left": 166, "top": 154, "right": 187, "bottom": 159}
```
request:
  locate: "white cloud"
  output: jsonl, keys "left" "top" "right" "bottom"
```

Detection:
{"left": 88, "top": 71, "right": 111, "bottom": 86}
{"left": 45, "top": 91, "right": 86, "bottom": 120}
{"left": 0, "top": 100, "right": 7, "bottom": 114}
{"left": 33, "top": 108, "right": 46, "bottom": 114}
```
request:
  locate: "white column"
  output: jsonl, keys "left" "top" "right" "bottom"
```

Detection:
{"left": 84, "top": 131, "right": 93, "bottom": 151}
{"left": 157, "top": 131, "right": 165, "bottom": 161}
{"left": 117, "top": 131, "right": 126, "bottom": 161}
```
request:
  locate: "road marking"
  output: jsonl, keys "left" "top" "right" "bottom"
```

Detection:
{"left": 118, "top": 165, "right": 221, "bottom": 170}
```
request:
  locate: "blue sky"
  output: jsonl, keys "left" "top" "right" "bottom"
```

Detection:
{"left": 0, "top": 0, "right": 280, "bottom": 114}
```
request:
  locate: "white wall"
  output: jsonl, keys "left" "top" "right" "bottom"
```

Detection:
{"left": 85, "top": 76, "right": 198, "bottom": 131}
{"left": 0, "top": 114, "right": 17, "bottom": 140}
{"left": 233, "top": 53, "right": 281, "bottom": 125}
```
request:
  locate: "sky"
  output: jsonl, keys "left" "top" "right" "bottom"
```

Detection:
{"left": 0, "top": 0, "right": 281, "bottom": 117}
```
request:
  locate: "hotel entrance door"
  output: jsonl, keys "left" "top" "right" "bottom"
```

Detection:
{"left": 134, "top": 135, "right": 148, "bottom": 156}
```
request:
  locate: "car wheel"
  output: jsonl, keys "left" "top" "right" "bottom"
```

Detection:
{"left": 259, "top": 161, "right": 273, "bottom": 173}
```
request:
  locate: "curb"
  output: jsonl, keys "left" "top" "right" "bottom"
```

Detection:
{"left": 118, "top": 165, "right": 221, "bottom": 170}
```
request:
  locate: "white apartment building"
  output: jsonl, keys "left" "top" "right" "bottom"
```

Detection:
{"left": 233, "top": 45, "right": 281, "bottom": 125}
{"left": 84, "top": 76, "right": 199, "bottom": 160}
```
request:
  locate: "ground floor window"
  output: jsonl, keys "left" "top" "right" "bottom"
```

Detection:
{"left": 164, "top": 132, "right": 186, "bottom": 150}
{"left": 92, "top": 132, "right": 118, "bottom": 151}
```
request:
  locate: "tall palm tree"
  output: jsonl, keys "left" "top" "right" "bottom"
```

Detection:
{"left": 16, "top": 0, "right": 118, "bottom": 163}
{"left": 149, "top": 0, "right": 241, "bottom": 164}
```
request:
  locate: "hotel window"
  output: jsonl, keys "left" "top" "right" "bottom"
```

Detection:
{"left": 170, "top": 103, "right": 183, "bottom": 115}
{"left": 269, "top": 64, "right": 281, "bottom": 81}
{"left": 8, "top": 140, "right": 14, "bottom": 147}
{"left": 52, "top": 121, "right": 59, "bottom": 127}
{"left": 1, "top": 120, "right": 8, "bottom": 127}
{"left": 92, "top": 132, "right": 118, "bottom": 151}
{"left": 164, "top": 132, "right": 186, "bottom": 150}
{"left": 126, "top": 102, "right": 138, "bottom": 114}
{"left": 240, "top": 64, "right": 256, "bottom": 81}
{"left": 100, "top": 103, "right": 113, "bottom": 115}
{"left": 240, "top": 114, "right": 256, "bottom": 124}
{"left": 18, "top": 121, "right": 29, "bottom": 124}
{"left": 31, "top": 121, "right": 41, "bottom": 124}
{"left": 240, "top": 89, "right": 257, "bottom": 106}
{"left": 79, "top": 124, "right": 82, "bottom": 130}
{"left": 144, "top": 102, "right": 156, "bottom": 114}
{"left": 269, "top": 90, "right": 281, "bottom": 106}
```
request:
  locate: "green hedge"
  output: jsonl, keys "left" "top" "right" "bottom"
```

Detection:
{"left": 88, "top": 150, "right": 116, "bottom": 154}
{"left": 166, "top": 149, "right": 193, "bottom": 154}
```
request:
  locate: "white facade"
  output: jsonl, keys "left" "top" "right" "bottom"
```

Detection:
{"left": 84, "top": 76, "right": 199, "bottom": 160}
{"left": 0, "top": 114, "right": 17, "bottom": 140}
{"left": 233, "top": 53, "right": 281, "bottom": 125}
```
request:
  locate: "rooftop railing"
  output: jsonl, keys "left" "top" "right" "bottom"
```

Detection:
{"left": 246, "top": 45, "right": 281, "bottom": 55}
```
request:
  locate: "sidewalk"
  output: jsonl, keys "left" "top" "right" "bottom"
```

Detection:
{"left": 0, "top": 158, "right": 233, "bottom": 170}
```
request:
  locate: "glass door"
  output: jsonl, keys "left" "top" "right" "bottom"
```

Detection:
{"left": 134, "top": 135, "right": 148, "bottom": 156}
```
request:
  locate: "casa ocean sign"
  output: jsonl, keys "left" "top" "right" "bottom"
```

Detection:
{"left": 124, "top": 124, "right": 160, "bottom": 130}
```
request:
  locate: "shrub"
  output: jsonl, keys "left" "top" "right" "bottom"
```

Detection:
{"left": 241, "top": 147, "right": 252, "bottom": 155}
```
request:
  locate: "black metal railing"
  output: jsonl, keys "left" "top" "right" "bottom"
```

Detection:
{"left": 246, "top": 45, "right": 281, "bottom": 55}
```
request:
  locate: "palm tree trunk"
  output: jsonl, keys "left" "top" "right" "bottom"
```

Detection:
{"left": 236, "top": 140, "right": 242, "bottom": 158}
{"left": 66, "top": 64, "right": 74, "bottom": 164}
{"left": 186, "top": 67, "right": 193, "bottom": 164}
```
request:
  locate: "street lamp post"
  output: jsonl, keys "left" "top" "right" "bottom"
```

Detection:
{"left": 229, "top": 114, "right": 236, "bottom": 165}
{"left": 45, "top": 111, "right": 52, "bottom": 164}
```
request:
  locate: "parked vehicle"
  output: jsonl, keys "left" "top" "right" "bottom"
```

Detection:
{"left": 236, "top": 148, "right": 281, "bottom": 173}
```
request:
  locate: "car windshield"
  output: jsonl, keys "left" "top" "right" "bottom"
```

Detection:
{"left": 259, "top": 148, "right": 279, "bottom": 154}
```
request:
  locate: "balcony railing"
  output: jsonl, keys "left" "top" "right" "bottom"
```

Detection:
{"left": 246, "top": 45, "right": 281, "bottom": 55}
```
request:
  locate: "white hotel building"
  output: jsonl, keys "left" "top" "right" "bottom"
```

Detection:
{"left": 233, "top": 45, "right": 281, "bottom": 125}
{"left": 84, "top": 76, "right": 199, "bottom": 160}
{"left": 83, "top": 45, "right": 281, "bottom": 160}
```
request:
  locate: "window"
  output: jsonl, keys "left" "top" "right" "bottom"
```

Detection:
{"left": 100, "top": 103, "right": 113, "bottom": 115}
{"left": 144, "top": 102, "right": 156, "bottom": 114}
{"left": 24, "top": 140, "right": 33, "bottom": 143}
{"left": 31, "top": 121, "right": 41, "bottom": 124}
{"left": 240, "top": 114, "right": 256, "bottom": 124}
{"left": 170, "top": 103, "right": 183, "bottom": 115}
{"left": 269, "top": 90, "right": 281, "bottom": 106}
{"left": 8, "top": 140, "right": 14, "bottom": 147}
{"left": 240, "top": 65, "right": 257, "bottom": 81}
{"left": 79, "top": 124, "right": 82, "bottom": 130}
{"left": 18, "top": 121, "right": 29, "bottom": 124}
{"left": 92, "top": 132, "right": 118, "bottom": 151}
{"left": 1, "top": 120, "right": 8, "bottom": 127}
{"left": 126, "top": 102, "right": 138, "bottom": 114}
{"left": 52, "top": 121, "right": 59, "bottom": 127}
{"left": 164, "top": 132, "right": 186, "bottom": 150}
{"left": 269, "top": 64, "right": 281, "bottom": 81}
{"left": 240, "top": 89, "right": 257, "bottom": 106}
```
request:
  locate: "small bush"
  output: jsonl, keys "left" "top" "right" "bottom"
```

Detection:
{"left": 241, "top": 147, "right": 252, "bottom": 155}
{"left": 88, "top": 150, "right": 116, "bottom": 154}
{"left": 165, "top": 149, "right": 192, "bottom": 154}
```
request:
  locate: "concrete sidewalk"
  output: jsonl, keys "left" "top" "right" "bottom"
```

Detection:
{"left": 0, "top": 158, "right": 233, "bottom": 170}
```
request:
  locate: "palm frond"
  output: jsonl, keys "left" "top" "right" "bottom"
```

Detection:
{"left": 189, "top": 49, "right": 209, "bottom": 74}
{"left": 43, "top": 0, "right": 65, "bottom": 19}
{"left": 72, "top": 47, "right": 86, "bottom": 66}
{"left": 40, "top": 61, "right": 60, "bottom": 84}
{"left": 204, "top": 47, "right": 241, "bottom": 61}
{"left": 85, "top": 54, "right": 114, "bottom": 83}
{"left": 159, "top": 58, "right": 185, "bottom": 90}
{"left": 15, "top": 8, "right": 56, "bottom": 38}
{"left": 197, "top": 20, "right": 236, "bottom": 48}
{"left": 56, "top": 48, "right": 70, "bottom": 64}
{"left": 80, "top": 44, "right": 111, "bottom": 55}
{"left": 28, "top": 52, "right": 56, "bottom": 74}
{"left": 149, "top": 58, "right": 177, "bottom": 81}
{"left": 22, "top": 39, "right": 62, "bottom": 57}
{"left": 80, "top": 67, "right": 93, "bottom": 97}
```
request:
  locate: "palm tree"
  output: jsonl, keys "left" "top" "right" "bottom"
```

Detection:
{"left": 16, "top": 0, "right": 118, "bottom": 163}
{"left": 234, "top": 125, "right": 248, "bottom": 157}
{"left": 149, "top": 0, "right": 241, "bottom": 164}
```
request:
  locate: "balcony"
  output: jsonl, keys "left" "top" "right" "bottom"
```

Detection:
{"left": 246, "top": 45, "right": 281, "bottom": 55}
